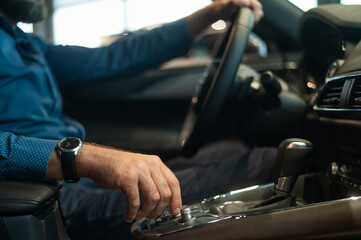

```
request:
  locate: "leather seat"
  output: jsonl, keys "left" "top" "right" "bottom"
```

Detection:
{"left": 0, "top": 181, "right": 70, "bottom": 240}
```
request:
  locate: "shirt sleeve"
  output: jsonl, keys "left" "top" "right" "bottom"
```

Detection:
{"left": 39, "top": 18, "right": 193, "bottom": 86}
{"left": 0, "top": 131, "right": 58, "bottom": 182}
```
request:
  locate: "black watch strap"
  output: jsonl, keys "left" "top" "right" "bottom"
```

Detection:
{"left": 57, "top": 137, "right": 82, "bottom": 183}
{"left": 60, "top": 152, "right": 80, "bottom": 183}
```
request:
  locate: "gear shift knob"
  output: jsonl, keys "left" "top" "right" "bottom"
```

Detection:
{"left": 274, "top": 138, "right": 313, "bottom": 193}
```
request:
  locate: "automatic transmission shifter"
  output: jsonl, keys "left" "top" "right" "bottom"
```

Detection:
{"left": 250, "top": 138, "right": 313, "bottom": 210}
{"left": 274, "top": 138, "right": 313, "bottom": 193}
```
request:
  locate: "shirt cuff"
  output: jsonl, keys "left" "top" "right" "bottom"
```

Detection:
{"left": 8, "top": 135, "right": 58, "bottom": 182}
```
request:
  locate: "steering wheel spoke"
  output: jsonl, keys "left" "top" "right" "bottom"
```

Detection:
{"left": 180, "top": 7, "right": 254, "bottom": 156}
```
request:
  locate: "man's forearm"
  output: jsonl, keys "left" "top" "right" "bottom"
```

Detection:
{"left": 46, "top": 142, "right": 182, "bottom": 222}
{"left": 46, "top": 143, "right": 116, "bottom": 181}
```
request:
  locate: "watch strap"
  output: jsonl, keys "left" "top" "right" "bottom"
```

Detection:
{"left": 60, "top": 151, "right": 80, "bottom": 183}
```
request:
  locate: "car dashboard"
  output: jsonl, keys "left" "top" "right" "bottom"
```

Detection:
{"left": 314, "top": 46, "right": 361, "bottom": 194}
{"left": 305, "top": 5, "right": 361, "bottom": 195}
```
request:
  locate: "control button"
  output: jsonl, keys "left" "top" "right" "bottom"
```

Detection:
{"left": 330, "top": 162, "right": 339, "bottom": 176}
{"left": 260, "top": 71, "right": 281, "bottom": 96}
{"left": 159, "top": 207, "right": 173, "bottom": 220}
{"left": 340, "top": 165, "right": 348, "bottom": 176}
{"left": 181, "top": 207, "right": 192, "bottom": 223}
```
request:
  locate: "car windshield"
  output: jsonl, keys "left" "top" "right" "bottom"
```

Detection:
{"left": 17, "top": 0, "right": 360, "bottom": 47}
{"left": 52, "top": 0, "right": 211, "bottom": 47}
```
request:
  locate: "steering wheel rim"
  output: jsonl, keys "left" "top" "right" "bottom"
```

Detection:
{"left": 180, "top": 7, "right": 254, "bottom": 156}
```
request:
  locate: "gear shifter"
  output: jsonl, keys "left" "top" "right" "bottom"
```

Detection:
{"left": 250, "top": 138, "right": 313, "bottom": 210}
{"left": 274, "top": 138, "right": 313, "bottom": 193}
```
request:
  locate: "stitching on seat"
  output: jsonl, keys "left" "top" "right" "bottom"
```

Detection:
{"left": 0, "top": 201, "right": 37, "bottom": 205}
{"left": 0, "top": 196, "right": 40, "bottom": 200}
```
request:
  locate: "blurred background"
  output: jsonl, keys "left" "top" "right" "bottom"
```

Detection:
{"left": 18, "top": 0, "right": 360, "bottom": 47}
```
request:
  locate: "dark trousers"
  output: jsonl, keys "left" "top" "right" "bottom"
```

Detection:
{"left": 60, "top": 140, "right": 277, "bottom": 239}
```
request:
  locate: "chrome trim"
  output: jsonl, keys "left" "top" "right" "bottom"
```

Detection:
{"left": 325, "top": 59, "right": 345, "bottom": 82}
{"left": 248, "top": 32, "right": 268, "bottom": 57}
{"left": 330, "top": 162, "right": 339, "bottom": 176}
{"left": 327, "top": 71, "right": 361, "bottom": 82}
{"left": 313, "top": 106, "right": 361, "bottom": 112}
{"left": 131, "top": 213, "right": 232, "bottom": 238}
{"left": 202, "top": 184, "right": 270, "bottom": 204}
{"left": 286, "top": 142, "right": 307, "bottom": 149}
{"left": 275, "top": 176, "right": 296, "bottom": 193}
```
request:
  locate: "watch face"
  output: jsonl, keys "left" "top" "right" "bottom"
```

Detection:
{"left": 59, "top": 137, "right": 81, "bottom": 150}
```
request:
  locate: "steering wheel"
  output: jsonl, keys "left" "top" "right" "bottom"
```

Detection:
{"left": 180, "top": 7, "right": 254, "bottom": 156}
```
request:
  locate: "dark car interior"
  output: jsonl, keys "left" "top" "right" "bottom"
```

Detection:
{"left": 2, "top": 0, "right": 361, "bottom": 239}
{"left": 61, "top": 0, "right": 306, "bottom": 159}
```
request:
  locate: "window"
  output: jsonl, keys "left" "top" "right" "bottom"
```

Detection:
{"left": 288, "top": 0, "right": 361, "bottom": 12}
{"left": 53, "top": 0, "right": 124, "bottom": 47}
{"left": 53, "top": 0, "right": 210, "bottom": 47}
{"left": 288, "top": 0, "right": 318, "bottom": 11}
{"left": 341, "top": 0, "right": 361, "bottom": 4}
{"left": 18, "top": 23, "right": 33, "bottom": 33}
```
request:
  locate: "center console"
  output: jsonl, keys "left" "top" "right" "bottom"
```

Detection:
{"left": 131, "top": 179, "right": 361, "bottom": 239}
{"left": 131, "top": 139, "right": 361, "bottom": 239}
{"left": 132, "top": 183, "right": 279, "bottom": 238}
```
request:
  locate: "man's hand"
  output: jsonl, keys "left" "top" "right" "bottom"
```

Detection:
{"left": 186, "top": 0, "right": 263, "bottom": 38}
{"left": 212, "top": 0, "right": 264, "bottom": 24}
{"left": 47, "top": 143, "right": 182, "bottom": 222}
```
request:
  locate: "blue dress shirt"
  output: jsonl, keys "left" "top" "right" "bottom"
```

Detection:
{"left": 0, "top": 14, "right": 193, "bottom": 181}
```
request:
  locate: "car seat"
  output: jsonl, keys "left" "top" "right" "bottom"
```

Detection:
{"left": 0, "top": 181, "right": 70, "bottom": 240}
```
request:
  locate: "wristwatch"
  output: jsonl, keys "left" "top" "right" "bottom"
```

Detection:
{"left": 56, "top": 137, "right": 82, "bottom": 183}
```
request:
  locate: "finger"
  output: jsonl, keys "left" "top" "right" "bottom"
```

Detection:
{"left": 124, "top": 183, "right": 140, "bottom": 222}
{"left": 160, "top": 166, "right": 182, "bottom": 216}
{"left": 248, "top": 0, "right": 263, "bottom": 23}
{"left": 234, "top": 0, "right": 251, "bottom": 7}
{"left": 147, "top": 169, "right": 173, "bottom": 218}
{"left": 136, "top": 174, "right": 160, "bottom": 220}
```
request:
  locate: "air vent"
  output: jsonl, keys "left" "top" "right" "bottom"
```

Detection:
{"left": 350, "top": 79, "right": 361, "bottom": 109}
{"left": 317, "top": 79, "right": 345, "bottom": 109}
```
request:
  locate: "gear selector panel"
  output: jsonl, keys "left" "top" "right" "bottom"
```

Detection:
{"left": 131, "top": 184, "right": 279, "bottom": 238}
{"left": 132, "top": 202, "right": 231, "bottom": 238}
